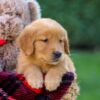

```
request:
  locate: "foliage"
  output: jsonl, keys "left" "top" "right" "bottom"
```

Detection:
{"left": 38, "top": 0, "right": 100, "bottom": 49}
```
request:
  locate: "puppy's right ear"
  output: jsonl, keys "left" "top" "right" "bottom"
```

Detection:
{"left": 64, "top": 31, "right": 70, "bottom": 54}
{"left": 16, "top": 26, "right": 35, "bottom": 56}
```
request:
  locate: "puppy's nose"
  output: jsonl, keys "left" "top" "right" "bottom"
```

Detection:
{"left": 53, "top": 51, "right": 62, "bottom": 59}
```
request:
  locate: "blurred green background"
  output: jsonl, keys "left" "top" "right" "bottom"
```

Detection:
{"left": 38, "top": 0, "right": 100, "bottom": 100}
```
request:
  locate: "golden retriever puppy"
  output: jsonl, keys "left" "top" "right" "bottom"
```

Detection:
{"left": 16, "top": 18, "right": 76, "bottom": 92}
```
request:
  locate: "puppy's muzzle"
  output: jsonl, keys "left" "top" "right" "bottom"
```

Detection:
{"left": 53, "top": 51, "right": 62, "bottom": 60}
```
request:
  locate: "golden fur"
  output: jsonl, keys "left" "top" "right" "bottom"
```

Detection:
{"left": 16, "top": 18, "right": 79, "bottom": 99}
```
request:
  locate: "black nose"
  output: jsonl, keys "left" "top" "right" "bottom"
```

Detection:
{"left": 53, "top": 51, "right": 62, "bottom": 59}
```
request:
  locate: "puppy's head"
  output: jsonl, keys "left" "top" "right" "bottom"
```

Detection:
{"left": 17, "top": 18, "right": 70, "bottom": 65}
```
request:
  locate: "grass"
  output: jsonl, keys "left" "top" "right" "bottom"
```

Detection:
{"left": 70, "top": 51, "right": 100, "bottom": 100}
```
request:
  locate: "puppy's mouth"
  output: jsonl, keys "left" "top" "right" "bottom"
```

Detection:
{"left": 40, "top": 53, "right": 64, "bottom": 65}
{"left": 42, "top": 57, "right": 60, "bottom": 65}
{"left": 47, "top": 57, "right": 63, "bottom": 65}
{"left": 50, "top": 60, "right": 60, "bottom": 65}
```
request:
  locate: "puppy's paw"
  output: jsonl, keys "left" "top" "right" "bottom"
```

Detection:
{"left": 45, "top": 73, "right": 62, "bottom": 91}
{"left": 26, "top": 73, "right": 43, "bottom": 89}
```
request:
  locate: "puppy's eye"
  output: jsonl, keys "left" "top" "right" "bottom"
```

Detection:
{"left": 59, "top": 39, "right": 63, "bottom": 43}
{"left": 42, "top": 39, "right": 48, "bottom": 43}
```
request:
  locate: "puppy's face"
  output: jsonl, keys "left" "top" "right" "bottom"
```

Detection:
{"left": 17, "top": 19, "right": 70, "bottom": 65}
{"left": 35, "top": 29, "right": 66, "bottom": 65}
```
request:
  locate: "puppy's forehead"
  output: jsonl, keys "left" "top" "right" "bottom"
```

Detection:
{"left": 32, "top": 18, "right": 67, "bottom": 37}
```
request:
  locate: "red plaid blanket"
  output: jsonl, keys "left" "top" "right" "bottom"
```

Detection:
{"left": 0, "top": 72, "right": 74, "bottom": 100}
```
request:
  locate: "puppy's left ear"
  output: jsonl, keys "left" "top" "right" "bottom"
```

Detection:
{"left": 64, "top": 33, "right": 70, "bottom": 54}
